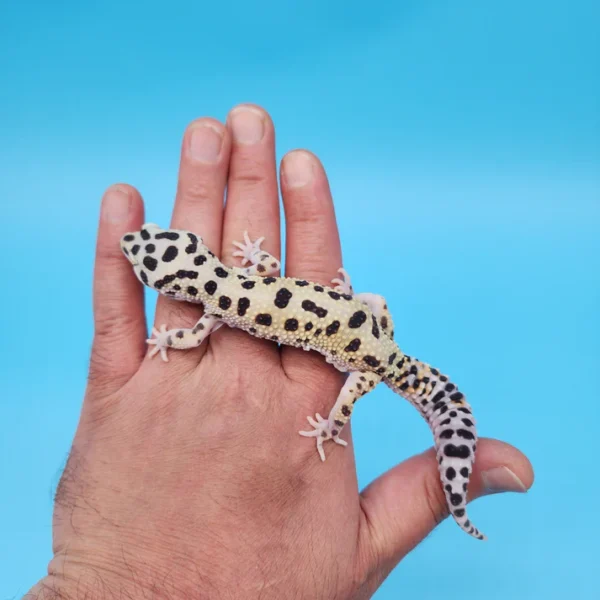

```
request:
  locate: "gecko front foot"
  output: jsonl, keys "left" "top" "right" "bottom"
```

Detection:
{"left": 232, "top": 230, "right": 265, "bottom": 265}
{"left": 331, "top": 268, "right": 353, "bottom": 295}
{"left": 299, "top": 413, "right": 348, "bottom": 461}
{"left": 146, "top": 324, "right": 171, "bottom": 362}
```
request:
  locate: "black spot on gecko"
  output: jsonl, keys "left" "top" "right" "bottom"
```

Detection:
{"left": 460, "top": 467, "right": 469, "bottom": 478}
{"left": 334, "top": 419, "right": 344, "bottom": 427}
{"left": 173, "top": 285, "right": 181, "bottom": 291}
{"left": 446, "top": 467, "right": 456, "bottom": 480}
{"left": 249, "top": 327, "right": 256, "bottom": 333}
{"left": 123, "top": 234, "right": 135, "bottom": 242}
{"left": 140, "top": 229, "right": 151, "bottom": 241}
{"left": 263, "top": 277, "right": 276, "bottom": 284}
{"left": 176, "top": 270, "right": 198, "bottom": 279}
{"left": 255, "top": 313, "right": 272, "bottom": 326}
{"left": 256, "top": 264, "right": 266, "bottom": 273}
{"left": 348, "top": 310, "right": 367, "bottom": 328}
{"left": 131, "top": 244, "right": 140, "bottom": 255}
{"left": 454, "top": 508, "right": 465, "bottom": 518}
{"left": 274, "top": 288, "right": 292, "bottom": 309}
{"left": 204, "top": 281, "right": 217, "bottom": 295}
{"left": 143, "top": 256, "right": 158, "bottom": 271}
{"left": 328, "top": 291, "right": 340, "bottom": 300}
{"left": 140, "top": 270, "right": 148, "bottom": 284}
{"left": 295, "top": 280, "right": 309, "bottom": 286}
{"left": 450, "top": 493, "right": 463, "bottom": 507}
{"left": 371, "top": 315, "right": 380, "bottom": 338}
{"left": 194, "top": 255, "right": 207, "bottom": 266}
{"left": 214, "top": 267, "right": 228, "bottom": 278}
{"left": 431, "top": 391, "right": 445, "bottom": 404}
{"left": 185, "top": 233, "right": 198, "bottom": 254}
{"left": 242, "top": 281, "right": 256, "bottom": 289}
{"left": 443, "top": 444, "right": 471, "bottom": 459}
{"left": 439, "top": 429, "right": 454, "bottom": 439}
{"left": 145, "top": 243, "right": 155, "bottom": 253}
{"left": 325, "top": 321, "right": 340, "bottom": 336}
{"left": 218, "top": 296, "right": 232, "bottom": 310}
{"left": 341, "top": 405, "right": 351, "bottom": 416}
{"left": 284, "top": 318, "right": 299, "bottom": 331}
{"left": 187, "top": 286, "right": 198, "bottom": 296}
{"left": 445, "top": 383, "right": 456, "bottom": 392}
{"left": 176, "top": 330, "right": 184, "bottom": 339}
{"left": 155, "top": 232, "right": 180, "bottom": 240}
{"left": 462, "top": 418, "right": 474, "bottom": 427}
{"left": 301, "top": 300, "right": 328, "bottom": 318}
{"left": 457, "top": 429, "right": 475, "bottom": 440}
{"left": 237, "top": 297, "right": 250, "bottom": 316}
{"left": 388, "top": 352, "right": 397, "bottom": 365}
{"left": 450, "top": 392, "right": 464, "bottom": 402}
{"left": 162, "top": 246, "right": 179, "bottom": 262}
{"left": 304, "top": 322, "right": 313, "bottom": 331}
{"left": 314, "top": 285, "right": 324, "bottom": 292}
{"left": 342, "top": 294, "right": 353, "bottom": 300}
{"left": 381, "top": 316, "right": 388, "bottom": 329}
{"left": 344, "top": 338, "right": 361, "bottom": 352}
{"left": 363, "top": 355, "right": 380, "bottom": 367}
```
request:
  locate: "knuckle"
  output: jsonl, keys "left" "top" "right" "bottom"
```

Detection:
{"left": 94, "top": 312, "right": 141, "bottom": 341}
{"left": 230, "top": 155, "right": 269, "bottom": 186}
{"left": 178, "top": 178, "right": 219, "bottom": 205}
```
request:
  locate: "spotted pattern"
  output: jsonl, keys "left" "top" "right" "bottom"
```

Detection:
{"left": 120, "top": 224, "right": 484, "bottom": 541}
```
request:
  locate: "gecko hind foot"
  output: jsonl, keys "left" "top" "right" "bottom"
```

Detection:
{"left": 299, "top": 413, "right": 348, "bottom": 461}
{"left": 146, "top": 324, "right": 171, "bottom": 362}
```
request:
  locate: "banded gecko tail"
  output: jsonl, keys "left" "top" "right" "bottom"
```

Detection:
{"left": 384, "top": 353, "right": 486, "bottom": 540}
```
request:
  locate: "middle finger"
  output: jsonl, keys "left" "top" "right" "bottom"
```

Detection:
{"left": 216, "top": 104, "right": 281, "bottom": 355}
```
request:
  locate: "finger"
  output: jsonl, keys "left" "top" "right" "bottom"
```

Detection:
{"left": 359, "top": 439, "right": 534, "bottom": 566}
{"left": 153, "top": 118, "right": 231, "bottom": 359}
{"left": 90, "top": 184, "right": 146, "bottom": 395}
{"left": 280, "top": 150, "right": 344, "bottom": 376}
{"left": 218, "top": 104, "right": 280, "bottom": 354}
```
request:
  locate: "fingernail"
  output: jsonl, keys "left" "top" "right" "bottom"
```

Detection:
{"left": 283, "top": 151, "right": 314, "bottom": 188}
{"left": 189, "top": 123, "right": 224, "bottom": 163}
{"left": 102, "top": 186, "right": 131, "bottom": 223}
{"left": 229, "top": 106, "right": 265, "bottom": 144}
{"left": 482, "top": 466, "right": 528, "bottom": 494}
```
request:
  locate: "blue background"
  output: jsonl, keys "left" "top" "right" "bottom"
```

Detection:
{"left": 1, "top": 0, "right": 598, "bottom": 598}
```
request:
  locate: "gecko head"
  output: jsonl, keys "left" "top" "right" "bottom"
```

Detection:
{"left": 120, "top": 223, "right": 205, "bottom": 290}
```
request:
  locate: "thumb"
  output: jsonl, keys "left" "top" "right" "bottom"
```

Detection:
{"left": 359, "top": 438, "right": 534, "bottom": 566}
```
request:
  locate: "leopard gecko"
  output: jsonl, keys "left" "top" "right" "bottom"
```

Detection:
{"left": 120, "top": 223, "right": 485, "bottom": 540}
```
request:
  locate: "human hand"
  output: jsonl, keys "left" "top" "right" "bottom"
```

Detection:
{"left": 28, "top": 105, "right": 533, "bottom": 600}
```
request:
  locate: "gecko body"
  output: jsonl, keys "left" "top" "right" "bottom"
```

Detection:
{"left": 121, "top": 223, "right": 485, "bottom": 540}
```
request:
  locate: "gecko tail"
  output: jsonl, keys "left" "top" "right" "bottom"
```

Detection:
{"left": 385, "top": 354, "right": 486, "bottom": 540}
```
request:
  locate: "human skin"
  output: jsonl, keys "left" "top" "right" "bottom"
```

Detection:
{"left": 27, "top": 105, "right": 534, "bottom": 599}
